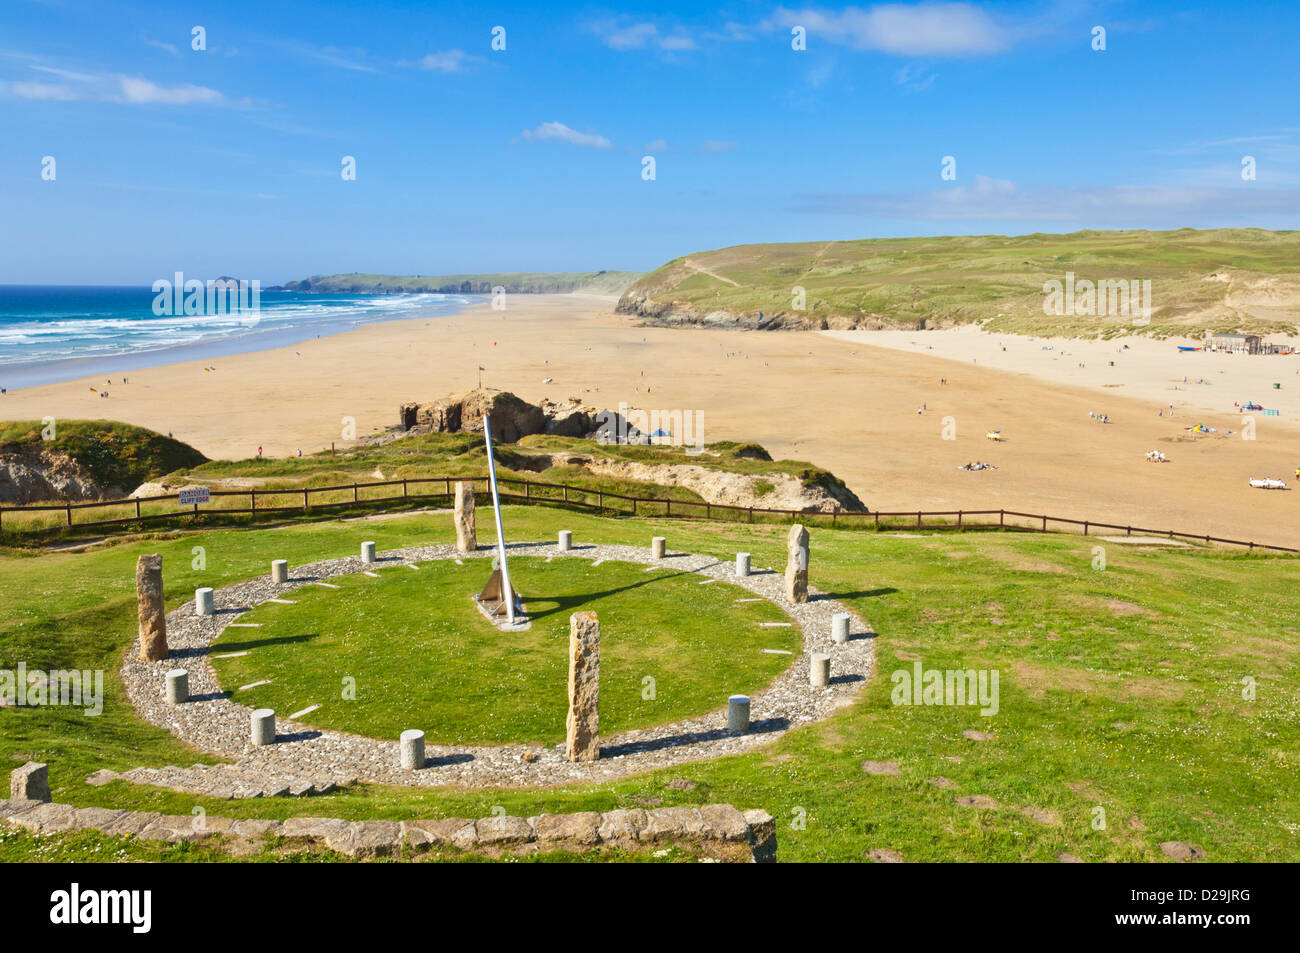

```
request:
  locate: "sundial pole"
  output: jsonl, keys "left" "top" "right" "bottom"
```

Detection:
{"left": 482, "top": 414, "right": 516, "bottom": 624}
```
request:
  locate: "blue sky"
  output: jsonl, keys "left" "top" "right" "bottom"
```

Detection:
{"left": 2, "top": 0, "right": 1298, "bottom": 284}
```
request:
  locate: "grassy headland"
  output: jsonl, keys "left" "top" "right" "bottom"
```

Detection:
{"left": 277, "top": 270, "right": 642, "bottom": 295}
{"left": 617, "top": 227, "right": 1300, "bottom": 338}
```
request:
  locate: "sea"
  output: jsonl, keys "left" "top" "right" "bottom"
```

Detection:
{"left": 0, "top": 285, "right": 477, "bottom": 390}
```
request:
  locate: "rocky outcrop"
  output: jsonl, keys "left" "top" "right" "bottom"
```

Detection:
{"left": 573, "top": 457, "right": 865, "bottom": 513}
{"left": 0, "top": 448, "right": 106, "bottom": 504}
{"left": 0, "top": 798, "right": 777, "bottom": 862}
{"left": 399, "top": 388, "right": 547, "bottom": 442}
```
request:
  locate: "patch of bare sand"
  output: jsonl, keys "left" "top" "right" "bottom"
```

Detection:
{"left": 4, "top": 295, "right": 1297, "bottom": 549}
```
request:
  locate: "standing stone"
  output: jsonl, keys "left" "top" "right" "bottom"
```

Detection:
{"left": 558, "top": 530, "right": 572, "bottom": 552}
{"left": 165, "top": 668, "right": 189, "bottom": 704}
{"left": 454, "top": 481, "right": 477, "bottom": 553}
{"left": 784, "top": 525, "right": 809, "bottom": 604}
{"left": 727, "top": 695, "right": 751, "bottom": 733}
{"left": 9, "top": 761, "right": 50, "bottom": 802}
{"left": 361, "top": 541, "right": 376, "bottom": 563}
{"left": 271, "top": 559, "right": 288, "bottom": 584}
{"left": 810, "top": 652, "right": 831, "bottom": 688}
{"left": 400, "top": 729, "right": 425, "bottom": 770}
{"left": 736, "top": 552, "right": 751, "bottom": 577}
{"left": 251, "top": 708, "right": 276, "bottom": 746}
{"left": 195, "top": 587, "right": 214, "bottom": 617}
{"left": 831, "top": 613, "right": 851, "bottom": 644}
{"left": 651, "top": 536, "right": 666, "bottom": 560}
{"left": 136, "top": 554, "right": 168, "bottom": 661}
{"left": 566, "top": 612, "right": 600, "bottom": 762}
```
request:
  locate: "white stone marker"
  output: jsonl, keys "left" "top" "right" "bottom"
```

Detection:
{"left": 271, "top": 560, "right": 288, "bottom": 584}
{"left": 727, "top": 694, "right": 751, "bottom": 733}
{"left": 251, "top": 708, "right": 276, "bottom": 746}
{"left": 652, "top": 536, "right": 666, "bottom": 560}
{"left": 400, "top": 729, "right": 425, "bottom": 770}
{"left": 558, "top": 530, "right": 573, "bottom": 552}
{"left": 831, "top": 612, "right": 851, "bottom": 644}
{"left": 361, "top": 541, "right": 376, "bottom": 563}
{"left": 165, "top": 668, "right": 189, "bottom": 704}
{"left": 195, "top": 587, "right": 214, "bottom": 617}
{"left": 810, "top": 653, "right": 831, "bottom": 688}
{"left": 736, "top": 552, "right": 751, "bottom": 577}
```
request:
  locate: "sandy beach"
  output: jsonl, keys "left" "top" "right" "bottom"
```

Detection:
{"left": 3, "top": 294, "right": 1297, "bottom": 548}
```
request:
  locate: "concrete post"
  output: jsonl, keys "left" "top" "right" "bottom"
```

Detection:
{"left": 195, "top": 587, "right": 214, "bottom": 617}
{"left": 271, "top": 560, "right": 288, "bottom": 584}
{"left": 400, "top": 729, "right": 425, "bottom": 770}
{"left": 810, "top": 653, "right": 831, "bottom": 688}
{"left": 736, "top": 552, "right": 751, "bottom": 577}
{"left": 831, "top": 613, "right": 851, "bottom": 644}
{"left": 558, "top": 530, "right": 572, "bottom": 552}
{"left": 727, "top": 694, "right": 751, "bottom": 733}
{"left": 651, "top": 536, "right": 666, "bottom": 560}
{"left": 165, "top": 668, "right": 189, "bottom": 704}
{"left": 251, "top": 708, "right": 276, "bottom": 746}
{"left": 361, "top": 541, "right": 376, "bottom": 564}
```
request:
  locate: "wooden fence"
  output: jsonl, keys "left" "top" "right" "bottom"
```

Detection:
{"left": 0, "top": 474, "right": 1295, "bottom": 554}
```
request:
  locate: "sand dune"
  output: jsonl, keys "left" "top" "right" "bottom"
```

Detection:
{"left": 3, "top": 294, "right": 1297, "bottom": 548}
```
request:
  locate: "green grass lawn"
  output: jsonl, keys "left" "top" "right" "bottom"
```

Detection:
{"left": 212, "top": 555, "right": 794, "bottom": 744}
{"left": 1, "top": 506, "right": 1297, "bottom": 862}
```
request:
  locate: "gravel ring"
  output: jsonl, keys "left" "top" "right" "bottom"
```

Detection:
{"left": 120, "top": 541, "right": 875, "bottom": 789}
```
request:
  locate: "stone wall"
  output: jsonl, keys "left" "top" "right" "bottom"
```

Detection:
{"left": 0, "top": 798, "right": 776, "bottom": 862}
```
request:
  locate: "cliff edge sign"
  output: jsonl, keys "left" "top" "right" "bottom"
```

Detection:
{"left": 178, "top": 488, "right": 210, "bottom": 507}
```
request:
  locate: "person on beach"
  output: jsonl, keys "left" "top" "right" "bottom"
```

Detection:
{"left": 257, "top": 445, "right": 263, "bottom": 459}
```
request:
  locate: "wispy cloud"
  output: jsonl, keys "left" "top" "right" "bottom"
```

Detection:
{"left": 415, "top": 49, "right": 482, "bottom": 73}
{"left": 4, "top": 65, "right": 227, "bottom": 105}
{"left": 700, "top": 140, "right": 738, "bottom": 153}
{"left": 587, "top": 18, "right": 698, "bottom": 52}
{"left": 894, "top": 63, "right": 937, "bottom": 90}
{"left": 793, "top": 175, "right": 1300, "bottom": 224}
{"left": 518, "top": 121, "right": 613, "bottom": 149}
{"left": 144, "top": 38, "right": 180, "bottom": 56}
{"left": 766, "top": 3, "right": 1015, "bottom": 56}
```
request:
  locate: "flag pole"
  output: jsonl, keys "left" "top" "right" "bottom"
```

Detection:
{"left": 483, "top": 414, "right": 515, "bottom": 623}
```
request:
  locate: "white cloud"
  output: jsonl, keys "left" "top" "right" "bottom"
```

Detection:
{"left": 116, "top": 76, "right": 223, "bottom": 105}
{"left": 519, "top": 121, "right": 613, "bottom": 149}
{"left": 700, "top": 140, "right": 739, "bottom": 153}
{"left": 3, "top": 63, "right": 226, "bottom": 105}
{"left": 644, "top": 138, "right": 668, "bottom": 152}
{"left": 417, "top": 49, "right": 480, "bottom": 73}
{"left": 768, "top": 3, "right": 1012, "bottom": 56}
{"left": 588, "top": 19, "right": 697, "bottom": 52}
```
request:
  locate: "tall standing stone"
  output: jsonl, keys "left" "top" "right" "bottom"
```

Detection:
{"left": 565, "top": 611, "right": 600, "bottom": 762}
{"left": 784, "top": 524, "right": 809, "bottom": 604}
{"left": 136, "top": 554, "right": 168, "bottom": 661}
{"left": 454, "top": 481, "right": 477, "bottom": 553}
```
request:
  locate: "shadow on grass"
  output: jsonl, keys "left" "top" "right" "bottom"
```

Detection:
{"left": 599, "top": 716, "right": 789, "bottom": 758}
{"left": 207, "top": 632, "right": 319, "bottom": 654}
{"left": 522, "top": 571, "right": 702, "bottom": 622}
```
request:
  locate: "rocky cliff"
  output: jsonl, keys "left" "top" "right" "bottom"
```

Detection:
{"left": 0, "top": 448, "right": 111, "bottom": 505}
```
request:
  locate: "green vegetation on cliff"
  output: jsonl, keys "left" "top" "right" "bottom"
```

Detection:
{"left": 618, "top": 228, "right": 1300, "bottom": 338}
{"left": 0, "top": 420, "right": 207, "bottom": 492}
{"left": 280, "top": 270, "right": 643, "bottom": 296}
